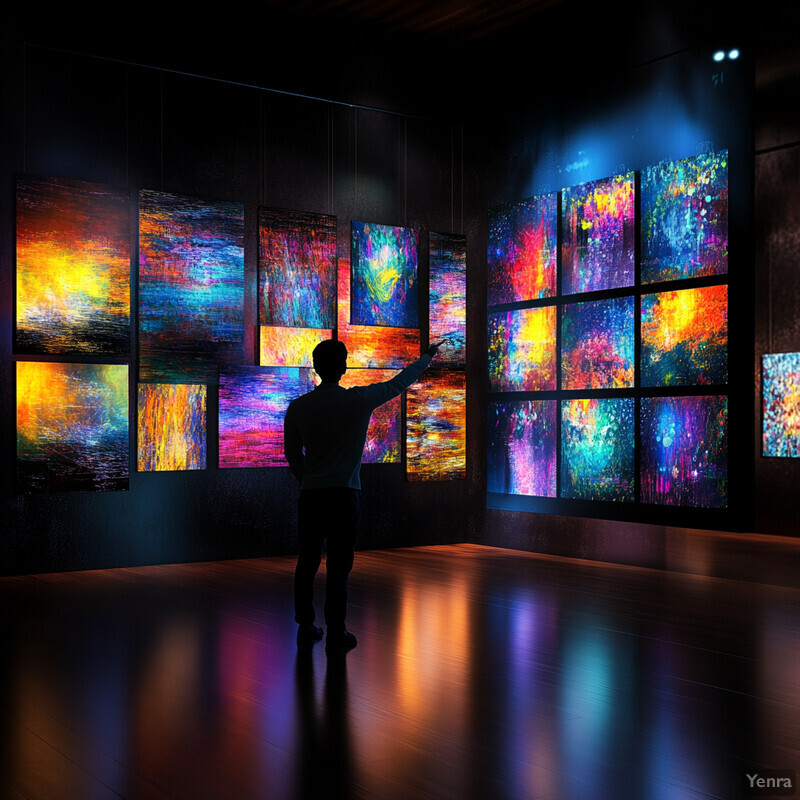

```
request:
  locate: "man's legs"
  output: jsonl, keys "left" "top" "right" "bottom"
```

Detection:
{"left": 294, "top": 489, "right": 326, "bottom": 627}
{"left": 323, "top": 488, "right": 360, "bottom": 634}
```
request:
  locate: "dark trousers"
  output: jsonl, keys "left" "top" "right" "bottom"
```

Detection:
{"left": 294, "top": 487, "right": 361, "bottom": 632}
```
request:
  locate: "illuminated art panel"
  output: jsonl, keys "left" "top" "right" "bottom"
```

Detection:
{"left": 561, "top": 296, "right": 635, "bottom": 389}
{"left": 487, "top": 400, "right": 557, "bottom": 497}
{"left": 339, "top": 369, "right": 401, "bottom": 463}
{"left": 488, "top": 306, "right": 556, "bottom": 392}
{"left": 406, "top": 369, "right": 466, "bottom": 481}
{"left": 640, "top": 395, "right": 728, "bottom": 507}
{"left": 641, "top": 284, "right": 728, "bottom": 386}
{"left": 561, "top": 398, "right": 635, "bottom": 502}
{"left": 487, "top": 193, "right": 557, "bottom": 304}
{"left": 762, "top": 352, "right": 800, "bottom": 457}
{"left": 351, "top": 221, "right": 418, "bottom": 327}
{"left": 337, "top": 254, "right": 419, "bottom": 368}
{"left": 138, "top": 190, "right": 245, "bottom": 384}
{"left": 15, "top": 175, "right": 130, "bottom": 355}
{"left": 137, "top": 384, "right": 207, "bottom": 472}
{"left": 642, "top": 150, "right": 728, "bottom": 284}
{"left": 258, "top": 207, "right": 336, "bottom": 328}
{"left": 562, "top": 173, "right": 635, "bottom": 294}
{"left": 260, "top": 326, "right": 332, "bottom": 367}
{"left": 16, "top": 362, "right": 129, "bottom": 493}
{"left": 429, "top": 232, "right": 467, "bottom": 365}
{"left": 219, "top": 366, "right": 314, "bottom": 468}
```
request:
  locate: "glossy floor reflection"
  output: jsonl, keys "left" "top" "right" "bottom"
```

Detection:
{"left": 2, "top": 544, "right": 799, "bottom": 800}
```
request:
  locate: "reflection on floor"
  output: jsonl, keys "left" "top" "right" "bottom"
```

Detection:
{"left": 2, "top": 544, "right": 799, "bottom": 800}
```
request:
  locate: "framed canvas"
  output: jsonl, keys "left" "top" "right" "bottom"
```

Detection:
{"left": 429, "top": 232, "right": 467, "bottom": 366}
{"left": 138, "top": 190, "right": 245, "bottom": 384}
{"left": 762, "top": 352, "right": 800, "bottom": 457}
{"left": 350, "top": 221, "right": 418, "bottom": 328}
{"left": 259, "top": 326, "right": 333, "bottom": 367}
{"left": 258, "top": 207, "right": 337, "bottom": 328}
{"left": 641, "top": 150, "right": 728, "bottom": 284}
{"left": 137, "top": 383, "right": 207, "bottom": 472}
{"left": 488, "top": 193, "right": 557, "bottom": 304}
{"left": 487, "top": 400, "right": 557, "bottom": 497}
{"left": 218, "top": 366, "right": 314, "bottom": 468}
{"left": 640, "top": 395, "right": 728, "bottom": 507}
{"left": 562, "top": 173, "right": 635, "bottom": 294}
{"left": 641, "top": 284, "right": 728, "bottom": 387}
{"left": 15, "top": 175, "right": 130, "bottom": 355}
{"left": 16, "top": 362, "right": 129, "bottom": 492}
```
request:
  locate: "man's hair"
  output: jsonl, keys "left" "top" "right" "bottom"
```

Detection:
{"left": 312, "top": 339, "right": 348, "bottom": 381}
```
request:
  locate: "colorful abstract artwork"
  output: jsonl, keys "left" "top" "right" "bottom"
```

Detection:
{"left": 350, "top": 221, "right": 418, "bottom": 328}
{"left": 487, "top": 193, "right": 557, "bottom": 304}
{"left": 16, "top": 362, "right": 129, "bottom": 493}
{"left": 762, "top": 352, "right": 800, "bottom": 457}
{"left": 641, "top": 284, "right": 728, "bottom": 386}
{"left": 137, "top": 384, "right": 207, "bottom": 472}
{"left": 339, "top": 369, "right": 401, "bottom": 463}
{"left": 337, "top": 254, "right": 419, "bottom": 368}
{"left": 641, "top": 150, "right": 728, "bottom": 284}
{"left": 15, "top": 175, "right": 130, "bottom": 355}
{"left": 406, "top": 369, "right": 466, "bottom": 481}
{"left": 487, "top": 400, "right": 557, "bottom": 497}
{"left": 258, "top": 208, "right": 337, "bottom": 328}
{"left": 561, "top": 398, "right": 635, "bottom": 502}
{"left": 488, "top": 306, "right": 557, "bottom": 392}
{"left": 218, "top": 366, "right": 314, "bottom": 468}
{"left": 561, "top": 296, "right": 635, "bottom": 389}
{"left": 259, "top": 326, "right": 333, "bottom": 367}
{"left": 562, "top": 173, "right": 635, "bottom": 295}
{"left": 138, "top": 190, "right": 245, "bottom": 384}
{"left": 640, "top": 395, "right": 728, "bottom": 507}
{"left": 429, "top": 232, "right": 467, "bottom": 366}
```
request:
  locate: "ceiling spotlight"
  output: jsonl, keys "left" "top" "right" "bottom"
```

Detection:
{"left": 728, "top": 49, "right": 740, "bottom": 60}
{"left": 713, "top": 50, "right": 725, "bottom": 62}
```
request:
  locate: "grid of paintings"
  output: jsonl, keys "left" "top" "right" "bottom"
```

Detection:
{"left": 762, "top": 352, "right": 800, "bottom": 458}
{"left": 487, "top": 149, "right": 730, "bottom": 512}
{"left": 15, "top": 175, "right": 131, "bottom": 355}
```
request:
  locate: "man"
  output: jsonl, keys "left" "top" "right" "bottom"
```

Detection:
{"left": 284, "top": 339, "right": 440, "bottom": 649}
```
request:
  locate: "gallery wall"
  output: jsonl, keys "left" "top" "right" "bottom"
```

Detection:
{"left": 0, "top": 37, "right": 481, "bottom": 576}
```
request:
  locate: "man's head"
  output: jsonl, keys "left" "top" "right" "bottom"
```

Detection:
{"left": 312, "top": 339, "right": 348, "bottom": 383}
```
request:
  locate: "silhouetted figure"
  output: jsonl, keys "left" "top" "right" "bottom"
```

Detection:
{"left": 284, "top": 339, "right": 439, "bottom": 649}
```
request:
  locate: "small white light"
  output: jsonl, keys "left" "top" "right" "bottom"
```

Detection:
{"left": 728, "top": 48, "right": 740, "bottom": 60}
{"left": 713, "top": 50, "right": 725, "bottom": 62}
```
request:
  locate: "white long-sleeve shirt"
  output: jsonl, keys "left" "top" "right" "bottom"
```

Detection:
{"left": 283, "top": 355, "right": 432, "bottom": 491}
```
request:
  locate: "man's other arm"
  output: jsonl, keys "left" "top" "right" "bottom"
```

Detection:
{"left": 283, "top": 405, "right": 305, "bottom": 483}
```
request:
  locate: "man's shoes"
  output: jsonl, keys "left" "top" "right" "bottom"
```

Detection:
{"left": 297, "top": 624, "right": 324, "bottom": 646}
{"left": 327, "top": 629, "right": 357, "bottom": 650}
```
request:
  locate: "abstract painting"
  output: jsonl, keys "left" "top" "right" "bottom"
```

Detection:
{"left": 138, "top": 190, "right": 245, "bottom": 384}
{"left": 762, "top": 352, "right": 800, "bottom": 457}
{"left": 488, "top": 306, "right": 557, "bottom": 392}
{"left": 337, "top": 254, "right": 419, "bottom": 368}
{"left": 339, "top": 369, "right": 402, "bottom": 463}
{"left": 259, "top": 326, "right": 333, "bottom": 367}
{"left": 15, "top": 175, "right": 130, "bottom": 355}
{"left": 487, "top": 400, "right": 557, "bottom": 497}
{"left": 258, "top": 207, "right": 337, "bottom": 328}
{"left": 429, "top": 231, "right": 467, "bottom": 366}
{"left": 640, "top": 395, "right": 728, "bottom": 507}
{"left": 137, "top": 383, "right": 207, "bottom": 472}
{"left": 562, "top": 173, "right": 635, "bottom": 295}
{"left": 351, "top": 221, "right": 418, "bottom": 327}
{"left": 218, "top": 366, "right": 314, "bottom": 468}
{"left": 16, "top": 361, "right": 129, "bottom": 493}
{"left": 641, "top": 150, "right": 728, "bottom": 284}
{"left": 561, "top": 398, "right": 635, "bottom": 502}
{"left": 641, "top": 284, "right": 728, "bottom": 386}
{"left": 406, "top": 369, "right": 466, "bottom": 481}
{"left": 487, "top": 193, "right": 557, "bottom": 304}
{"left": 561, "top": 296, "right": 635, "bottom": 389}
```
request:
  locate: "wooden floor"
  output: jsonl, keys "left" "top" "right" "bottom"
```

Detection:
{"left": 2, "top": 543, "right": 799, "bottom": 800}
